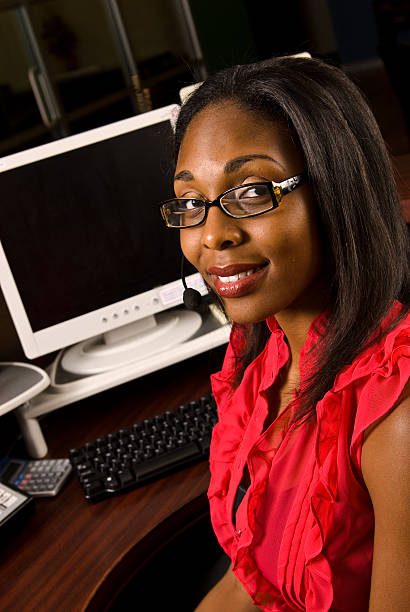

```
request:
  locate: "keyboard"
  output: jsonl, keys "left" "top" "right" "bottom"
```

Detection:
{"left": 69, "top": 393, "right": 218, "bottom": 502}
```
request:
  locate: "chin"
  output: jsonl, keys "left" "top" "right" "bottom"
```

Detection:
{"left": 222, "top": 303, "right": 274, "bottom": 326}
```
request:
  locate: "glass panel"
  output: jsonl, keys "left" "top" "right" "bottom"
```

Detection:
{"left": 30, "top": 0, "right": 136, "bottom": 134}
{"left": 118, "top": 0, "right": 197, "bottom": 108}
{"left": 0, "top": 9, "right": 52, "bottom": 156}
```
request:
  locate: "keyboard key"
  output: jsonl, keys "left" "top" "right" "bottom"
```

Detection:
{"left": 118, "top": 469, "right": 135, "bottom": 487}
{"left": 84, "top": 480, "right": 105, "bottom": 497}
{"left": 197, "top": 433, "right": 212, "bottom": 453}
{"left": 104, "top": 475, "right": 120, "bottom": 491}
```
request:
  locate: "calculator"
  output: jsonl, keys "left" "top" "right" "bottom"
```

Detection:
{"left": 0, "top": 457, "right": 72, "bottom": 497}
{"left": 0, "top": 481, "right": 33, "bottom": 529}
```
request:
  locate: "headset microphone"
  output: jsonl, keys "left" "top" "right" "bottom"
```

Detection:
{"left": 181, "top": 255, "right": 202, "bottom": 310}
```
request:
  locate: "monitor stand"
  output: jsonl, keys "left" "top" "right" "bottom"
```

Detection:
{"left": 55, "top": 308, "right": 202, "bottom": 381}
{"left": 16, "top": 307, "right": 231, "bottom": 458}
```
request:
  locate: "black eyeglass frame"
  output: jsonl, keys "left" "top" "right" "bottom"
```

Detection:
{"left": 160, "top": 172, "right": 308, "bottom": 228}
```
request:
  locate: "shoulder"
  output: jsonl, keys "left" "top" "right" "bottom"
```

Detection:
{"left": 362, "top": 380, "right": 410, "bottom": 483}
{"left": 361, "top": 382, "right": 410, "bottom": 611}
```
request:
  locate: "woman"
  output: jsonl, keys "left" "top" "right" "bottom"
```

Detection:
{"left": 160, "top": 56, "right": 410, "bottom": 611}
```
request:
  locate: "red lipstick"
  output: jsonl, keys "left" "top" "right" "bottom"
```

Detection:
{"left": 208, "top": 263, "right": 268, "bottom": 298}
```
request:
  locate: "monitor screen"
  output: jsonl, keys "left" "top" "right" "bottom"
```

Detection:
{"left": 0, "top": 105, "right": 206, "bottom": 369}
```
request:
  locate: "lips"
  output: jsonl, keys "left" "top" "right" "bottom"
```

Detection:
{"left": 207, "top": 263, "right": 268, "bottom": 298}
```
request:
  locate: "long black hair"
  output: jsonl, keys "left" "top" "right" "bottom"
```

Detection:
{"left": 174, "top": 56, "right": 410, "bottom": 419}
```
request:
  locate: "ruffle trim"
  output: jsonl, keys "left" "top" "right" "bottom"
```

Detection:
{"left": 302, "top": 394, "right": 340, "bottom": 611}
{"left": 208, "top": 305, "right": 410, "bottom": 611}
{"left": 210, "top": 325, "right": 288, "bottom": 471}
{"left": 215, "top": 390, "right": 341, "bottom": 611}
{"left": 347, "top": 319, "right": 410, "bottom": 467}
{"left": 297, "top": 312, "right": 409, "bottom": 610}
{"left": 334, "top": 305, "right": 409, "bottom": 393}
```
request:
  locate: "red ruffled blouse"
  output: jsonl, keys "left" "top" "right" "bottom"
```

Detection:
{"left": 209, "top": 303, "right": 410, "bottom": 611}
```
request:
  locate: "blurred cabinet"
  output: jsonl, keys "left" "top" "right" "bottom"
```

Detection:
{"left": 0, "top": 0, "right": 205, "bottom": 156}
{"left": 0, "top": 6, "right": 58, "bottom": 154}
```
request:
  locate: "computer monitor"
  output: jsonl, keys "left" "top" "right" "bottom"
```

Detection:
{"left": 0, "top": 105, "right": 208, "bottom": 378}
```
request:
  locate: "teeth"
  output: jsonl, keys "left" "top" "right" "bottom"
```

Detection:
{"left": 217, "top": 268, "right": 257, "bottom": 283}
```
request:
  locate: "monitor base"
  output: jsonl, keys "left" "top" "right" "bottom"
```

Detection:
{"left": 59, "top": 309, "right": 202, "bottom": 377}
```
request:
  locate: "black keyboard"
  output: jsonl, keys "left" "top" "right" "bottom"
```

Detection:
{"left": 69, "top": 393, "right": 218, "bottom": 502}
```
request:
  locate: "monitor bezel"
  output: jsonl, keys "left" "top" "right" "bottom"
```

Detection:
{"left": 0, "top": 105, "right": 207, "bottom": 359}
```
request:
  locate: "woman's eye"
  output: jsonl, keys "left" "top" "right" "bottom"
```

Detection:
{"left": 185, "top": 199, "right": 201, "bottom": 210}
{"left": 178, "top": 199, "right": 204, "bottom": 219}
{"left": 239, "top": 185, "right": 267, "bottom": 199}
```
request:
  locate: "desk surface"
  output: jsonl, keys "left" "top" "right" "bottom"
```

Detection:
{"left": 0, "top": 350, "right": 224, "bottom": 612}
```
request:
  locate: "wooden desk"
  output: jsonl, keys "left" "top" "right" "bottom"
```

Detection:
{"left": 0, "top": 349, "right": 224, "bottom": 612}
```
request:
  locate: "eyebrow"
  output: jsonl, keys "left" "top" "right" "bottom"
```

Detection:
{"left": 174, "top": 169, "right": 194, "bottom": 181}
{"left": 224, "top": 154, "right": 285, "bottom": 173}
{"left": 174, "top": 154, "right": 285, "bottom": 182}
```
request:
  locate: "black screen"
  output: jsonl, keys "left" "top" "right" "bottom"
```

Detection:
{"left": 0, "top": 120, "right": 191, "bottom": 332}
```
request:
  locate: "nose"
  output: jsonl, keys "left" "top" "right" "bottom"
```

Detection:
{"left": 201, "top": 207, "right": 245, "bottom": 250}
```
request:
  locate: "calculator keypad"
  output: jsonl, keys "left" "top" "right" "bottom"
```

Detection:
{"left": 16, "top": 459, "right": 72, "bottom": 497}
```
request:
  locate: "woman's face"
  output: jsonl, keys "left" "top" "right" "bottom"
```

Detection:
{"left": 177, "top": 101, "right": 325, "bottom": 325}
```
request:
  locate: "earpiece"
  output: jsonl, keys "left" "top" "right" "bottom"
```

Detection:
{"left": 181, "top": 255, "right": 202, "bottom": 310}
{"left": 183, "top": 286, "right": 202, "bottom": 310}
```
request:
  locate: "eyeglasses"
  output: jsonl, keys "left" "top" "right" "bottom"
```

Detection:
{"left": 160, "top": 172, "right": 307, "bottom": 228}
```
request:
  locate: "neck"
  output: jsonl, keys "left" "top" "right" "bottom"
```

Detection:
{"left": 275, "top": 276, "right": 329, "bottom": 363}
{"left": 262, "top": 306, "right": 325, "bottom": 423}
{"left": 276, "top": 307, "right": 321, "bottom": 352}
{"left": 274, "top": 302, "right": 327, "bottom": 388}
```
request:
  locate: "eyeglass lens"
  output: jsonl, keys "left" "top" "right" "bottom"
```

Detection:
{"left": 221, "top": 184, "right": 273, "bottom": 216}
